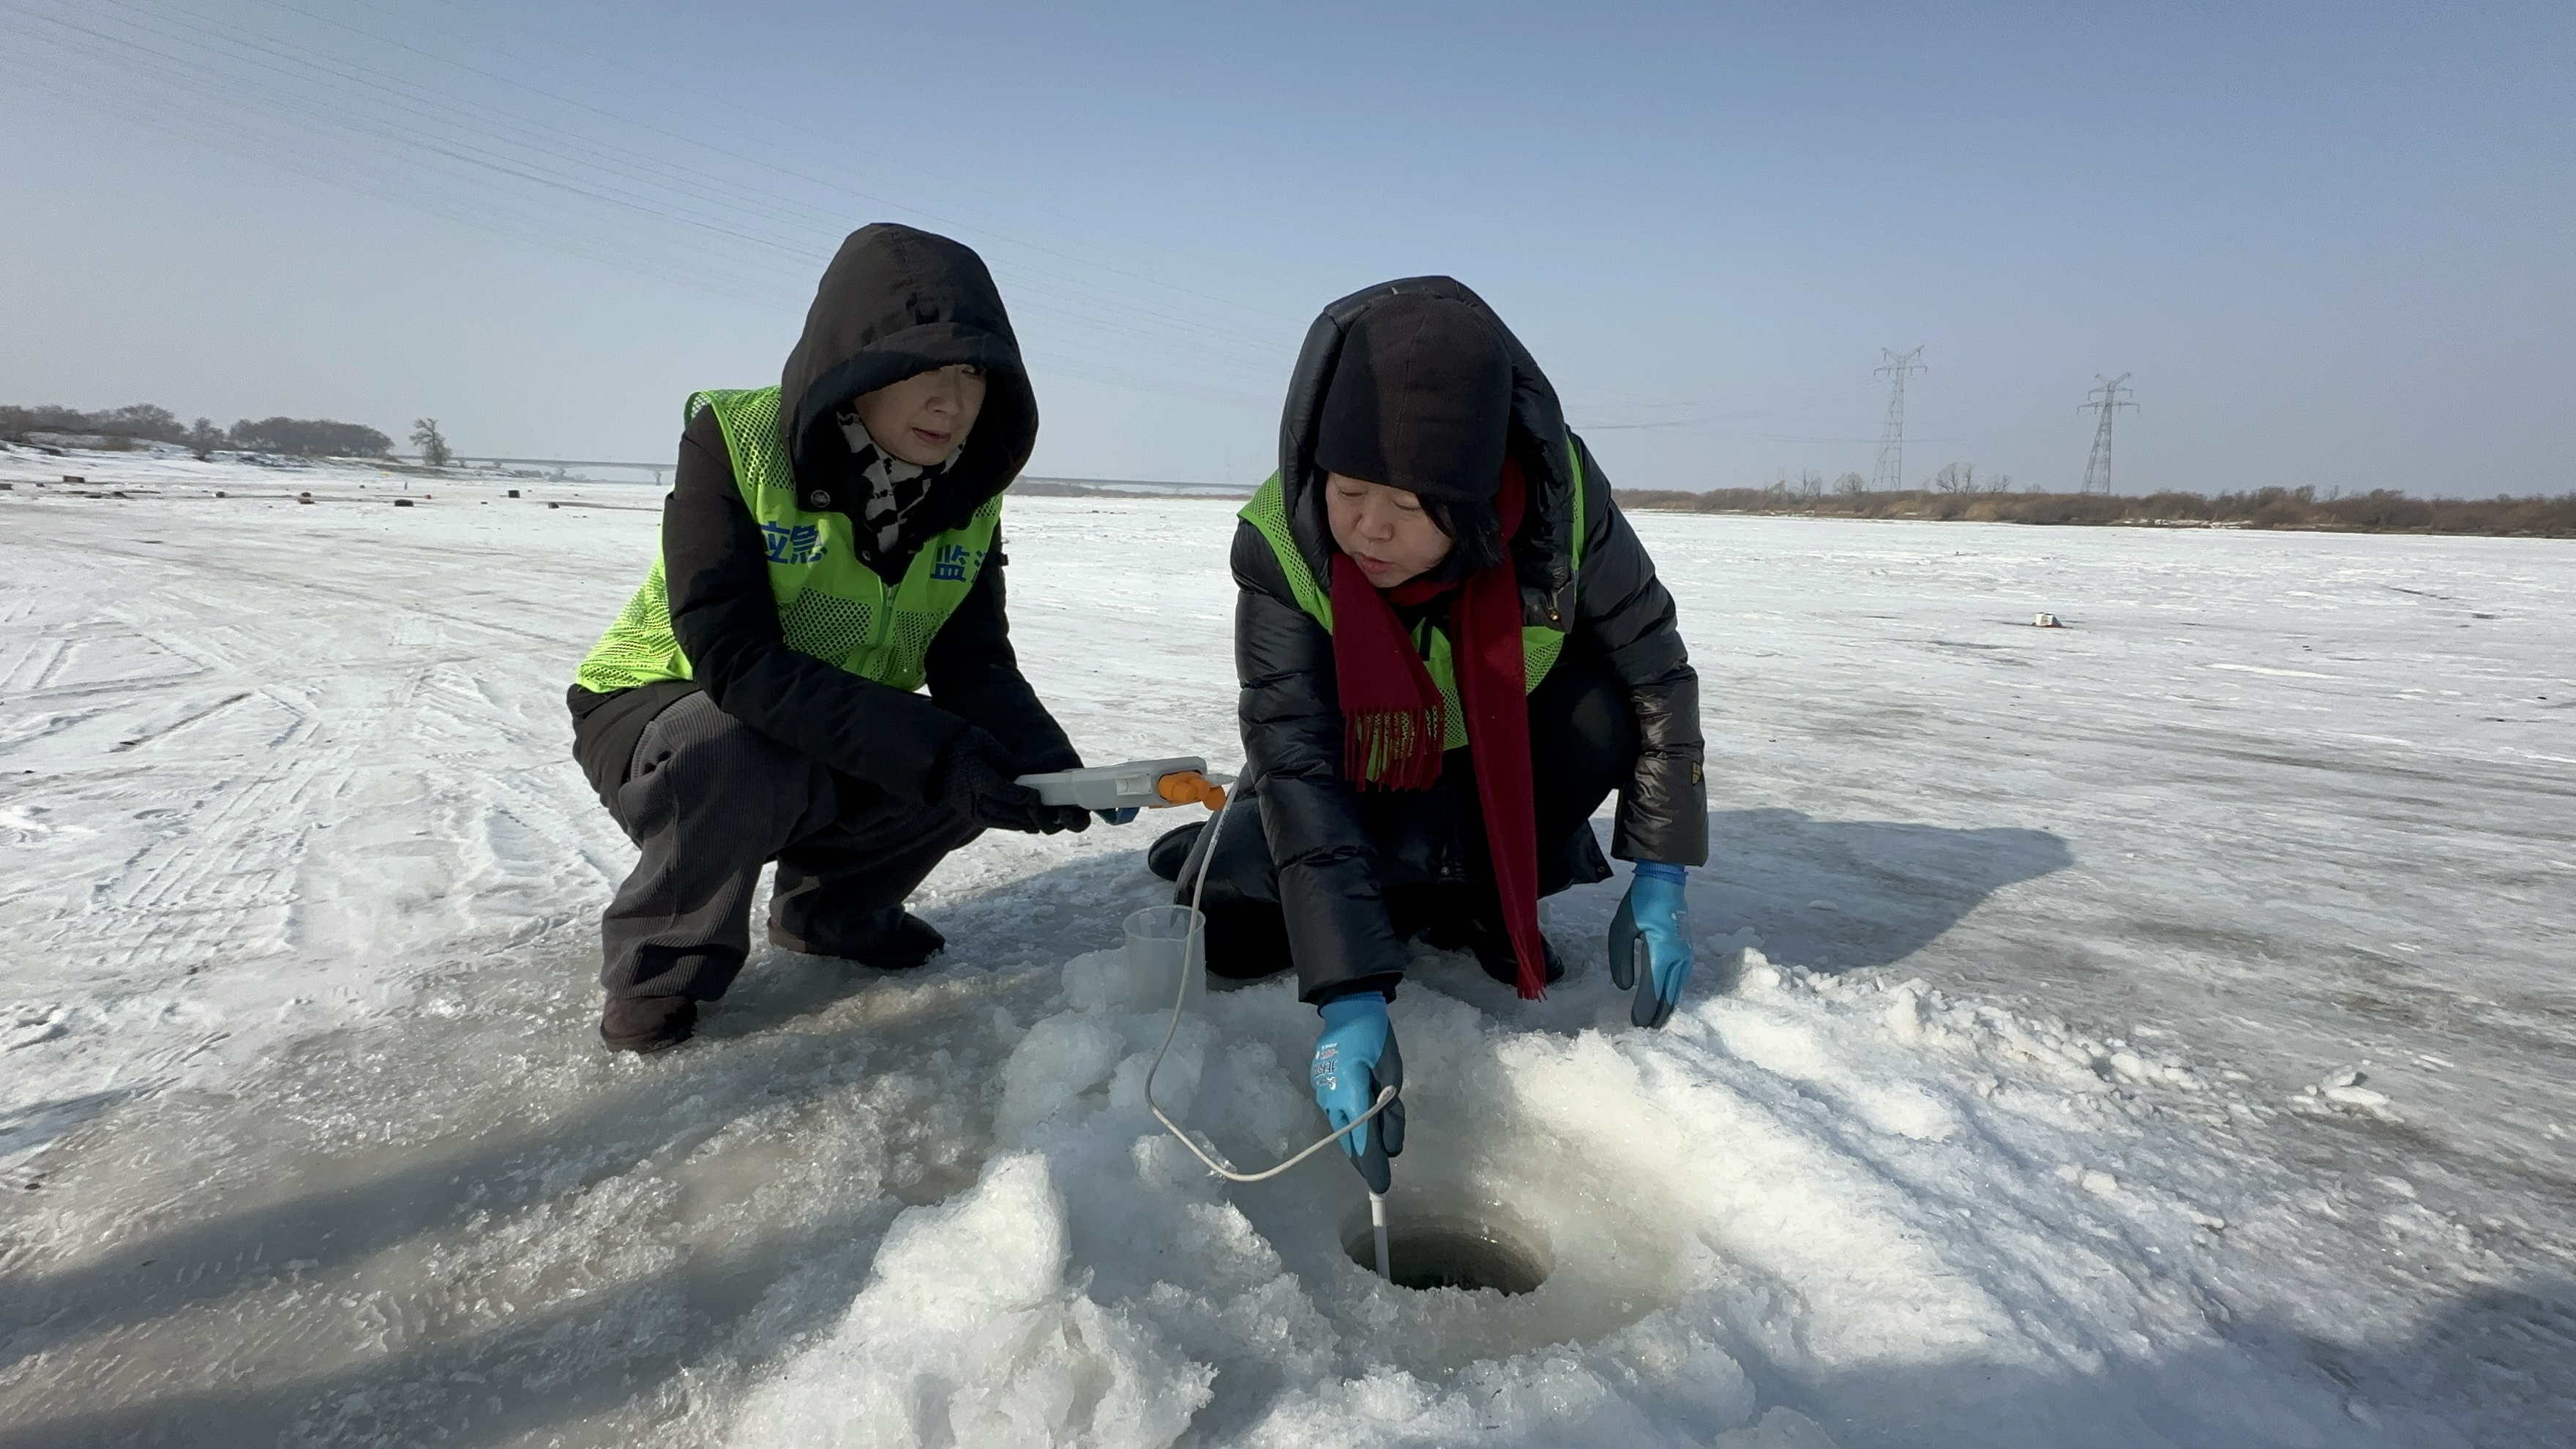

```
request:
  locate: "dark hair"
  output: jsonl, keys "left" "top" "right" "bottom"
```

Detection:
{"left": 1421, "top": 496, "right": 1508, "bottom": 576}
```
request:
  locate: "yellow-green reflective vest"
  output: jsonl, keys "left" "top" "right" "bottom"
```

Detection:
{"left": 1236, "top": 442, "right": 1587, "bottom": 763}
{"left": 574, "top": 386, "right": 1003, "bottom": 695}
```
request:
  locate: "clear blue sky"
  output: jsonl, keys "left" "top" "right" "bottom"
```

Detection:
{"left": 1, "top": 1, "right": 2567, "bottom": 494}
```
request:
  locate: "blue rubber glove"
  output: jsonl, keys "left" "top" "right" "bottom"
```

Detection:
{"left": 1608, "top": 862, "right": 1693, "bottom": 1028}
{"left": 1311, "top": 994, "right": 1407, "bottom": 1192}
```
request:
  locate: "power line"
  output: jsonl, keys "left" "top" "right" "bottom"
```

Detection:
{"left": 2079, "top": 373, "right": 2137, "bottom": 493}
{"left": 0, "top": 0, "right": 1301, "bottom": 408}
{"left": 329, "top": 0, "right": 1306, "bottom": 324}
{"left": 1872, "top": 346, "right": 1925, "bottom": 490}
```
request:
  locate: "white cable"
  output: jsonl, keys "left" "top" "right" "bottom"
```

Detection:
{"left": 1142, "top": 783, "right": 1399, "bottom": 1183}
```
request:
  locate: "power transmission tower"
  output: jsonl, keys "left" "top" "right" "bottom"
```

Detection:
{"left": 1873, "top": 346, "right": 1926, "bottom": 491}
{"left": 2079, "top": 373, "right": 2136, "bottom": 493}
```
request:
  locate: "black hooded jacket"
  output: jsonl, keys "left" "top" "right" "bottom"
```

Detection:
{"left": 1236, "top": 277, "right": 1707, "bottom": 998}
{"left": 569, "top": 224, "right": 1077, "bottom": 805}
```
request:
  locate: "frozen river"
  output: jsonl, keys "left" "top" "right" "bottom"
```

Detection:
{"left": 2, "top": 451, "right": 2569, "bottom": 1446}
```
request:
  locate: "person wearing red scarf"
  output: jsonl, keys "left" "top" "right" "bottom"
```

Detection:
{"left": 1150, "top": 281, "right": 1708, "bottom": 1191}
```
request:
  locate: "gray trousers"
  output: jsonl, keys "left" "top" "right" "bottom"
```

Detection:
{"left": 599, "top": 692, "right": 981, "bottom": 1000}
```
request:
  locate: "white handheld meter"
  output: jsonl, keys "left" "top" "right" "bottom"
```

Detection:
{"left": 1015, "top": 757, "right": 1230, "bottom": 812}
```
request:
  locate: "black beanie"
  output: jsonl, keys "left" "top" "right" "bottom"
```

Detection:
{"left": 1313, "top": 295, "right": 1512, "bottom": 503}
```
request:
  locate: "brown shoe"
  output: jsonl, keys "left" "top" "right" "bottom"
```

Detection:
{"left": 600, "top": 995, "right": 696, "bottom": 1052}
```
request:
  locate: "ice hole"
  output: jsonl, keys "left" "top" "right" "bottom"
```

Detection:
{"left": 1343, "top": 1211, "right": 1551, "bottom": 1295}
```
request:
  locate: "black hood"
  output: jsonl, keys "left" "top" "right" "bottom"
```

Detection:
{"left": 1276, "top": 276, "right": 1579, "bottom": 625}
{"left": 779, "top": 224, "right": 1037, "bottom": 522}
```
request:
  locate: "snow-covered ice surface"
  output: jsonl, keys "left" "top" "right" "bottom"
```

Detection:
{"left": 2, "top": 445, "right": 2571, "bottom": 1448}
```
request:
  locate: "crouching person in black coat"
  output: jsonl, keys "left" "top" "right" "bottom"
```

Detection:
{"left": 1150, "top": 278, "right": 1707, "bottom": 1190}
{"left": 568, "top": 224, "right": 1093, "bottom": 1052}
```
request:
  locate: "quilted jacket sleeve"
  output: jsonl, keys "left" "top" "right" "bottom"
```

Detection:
{"left": 1568, "top": 436, "right": 1708, "bottom": 864}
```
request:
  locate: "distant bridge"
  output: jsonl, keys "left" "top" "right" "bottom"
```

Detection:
{"left": 440, "top": 455, "right": 670, "bottom": 483}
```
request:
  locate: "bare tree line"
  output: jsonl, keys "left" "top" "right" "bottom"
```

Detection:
{"left": 1616, "top": 479, "right": 2576, "bottom": 538}
{"left": 1, "top": 402, "right": 398, "bottom": 460}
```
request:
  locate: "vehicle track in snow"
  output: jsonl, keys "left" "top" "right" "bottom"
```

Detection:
{"left": 0, "top": 487, "right": 648, "bottom": 1141}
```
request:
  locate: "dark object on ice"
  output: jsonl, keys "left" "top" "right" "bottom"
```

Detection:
{"left": 214, "top": 490, "right": 225, "bottom": 498}
{"left": 111, "top": 490, "right": 129, "bottom": 499}
{"left": 393, "top": 498, "right": 413, "bottom": 507}
{"left": 0, "top": 482, "right": 11, "bottom": 490}
{"left": 1343, "top": 1213, "right": 1548, "bottom": 1295}
{"left": 599, "top": 995, "right": 695, "bottom": 1052}
{"left": 773, "top": 907, "right": 945, "bottom": 968}
{"left": 507, "top": 488, "right": 520, "bottom": 498}
{"left": 61, "top": 472, "right": 82, "bottom": 482}
{"left": 547, "top": 501, "right": 560, "bottom": 509}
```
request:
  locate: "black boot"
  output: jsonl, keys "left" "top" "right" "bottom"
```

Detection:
{"left": 773, "top": 907, "right": 946, "bottom": 969}
{"left": 1203, "top": 902, "right": 1296, "bottom": 984}
{"left": 1146, "top": 821, "right": 1205, "bottom": 883}
{"left": 853, "top": 911, "right": 946, "bottom": 969}
{"left": 600, "top": 995, "right": 696, "bottom": 1052}
{"left": 1425, "top": 910, "right": 1567, "bottom": 989}
{"left": 1472, "top": 926, "right": 1567, "bottom": 989}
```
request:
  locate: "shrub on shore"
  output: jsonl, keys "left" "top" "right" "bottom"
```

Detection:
{"left": 2, "top": 403, "right": 392, "bottom": 459}
{"left": 1613, "top": 484, "right": 2576, "bottom": 538}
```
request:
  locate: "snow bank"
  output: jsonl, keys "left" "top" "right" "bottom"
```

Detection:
{"left": 727, "top": 1154, "right": 1214, "bottom": 1448}
{"left": 695, "top": 935, "right": 2417, "bottom": 1448}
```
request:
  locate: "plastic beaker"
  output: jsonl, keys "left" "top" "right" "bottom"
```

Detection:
{"left": 1124, "top": 905, "right": 1207, "bottom": 1011}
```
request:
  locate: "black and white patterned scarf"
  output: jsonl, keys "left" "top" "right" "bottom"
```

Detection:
{"left": 836, "top": 408, "right": 957, "bottom": 557}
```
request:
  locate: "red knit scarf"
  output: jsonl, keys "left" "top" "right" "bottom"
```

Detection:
{"left": 1329, "top": 458, "right": 1547, "bottom": 999}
